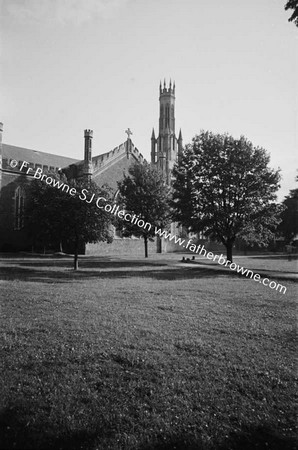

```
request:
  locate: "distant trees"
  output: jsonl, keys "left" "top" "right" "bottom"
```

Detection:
{"left": 172, "top": 131, "right": 282, "bottom": 262}
{"left": 278, "top": 187, "right": 298, "bottom": 244}
{"left": 285, "top": 1, "right": 298, "bottom": 26}
{"left": 26, "top": 173, "right": 113, "bottom": 269}
{"left": 117, "top": 162, "right": 171, "bottom": 257}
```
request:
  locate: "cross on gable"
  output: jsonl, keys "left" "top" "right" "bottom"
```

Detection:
{"left": 125, "top": 128, "right": 133, "bottom": 139}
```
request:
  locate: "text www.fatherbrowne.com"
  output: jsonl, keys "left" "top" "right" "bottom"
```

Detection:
{"left": 154, "top": 228, "right": 287, "bottom": 295}
{"left": 15, "top": 160, "right": 287, "bottom": 295}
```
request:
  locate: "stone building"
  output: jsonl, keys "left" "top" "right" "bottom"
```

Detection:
{"left": 0, "top": 123, "right": 144, "bottom": 252}
{"left": 151, "top": 80, "right": 183, "bottom": 184}
{"left": 0, "top": 81, "right": 182, "bottom": 253}
{"left": 151, "top": 80, "right": 183, "bottom": 252}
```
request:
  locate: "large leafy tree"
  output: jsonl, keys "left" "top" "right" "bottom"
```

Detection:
{"left": 285, "top": 1, "right": 298, "bottom": 26}
{"left": 117, "top": 162, "right": 171, "bottom": 257}
{"left": 172, "top": 131, "right": 282, "bottom": 262}
{"left": 278, "top": 187, "right": 298, "bottom": 244}
{"left": 26, "top": 173, "right": 113, "bottom": 269}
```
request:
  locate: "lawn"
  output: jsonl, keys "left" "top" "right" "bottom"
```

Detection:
{"left": 0, "top": 256, "right": 297, "bottom": 450}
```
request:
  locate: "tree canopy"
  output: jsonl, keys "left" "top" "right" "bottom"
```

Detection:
{"left": 26, "top": 173, "right": 113, "bottom": 269}
{"left": 278, "top": 187, "right": 298, "bottom": 244}
{"left": 172, "top": 131, "right": 282, "bottom": 262}
{"left": 117, "top": 162, "right": 171, "bottom": 257}
{"left": 285, "top": 0, "right": 298, "bottom": 26}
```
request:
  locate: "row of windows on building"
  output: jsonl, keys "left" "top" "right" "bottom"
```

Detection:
{"left": 8, "top": 159, "right": 61, "bottom": 173}
{"left": 13, "top": 186, "right": 131, "bottom": 237}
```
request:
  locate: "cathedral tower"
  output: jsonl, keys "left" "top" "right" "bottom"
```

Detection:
{"left": 151, "top": 80, "right": 183, "bottom": 184}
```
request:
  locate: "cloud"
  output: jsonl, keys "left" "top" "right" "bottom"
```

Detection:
{"left": 2, "top": 0, "right": 130, "bottom": 25}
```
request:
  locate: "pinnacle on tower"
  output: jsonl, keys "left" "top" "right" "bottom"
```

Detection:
{"left": 151, "top": 128, "right": 156, "bottom": 139}
{"left": 159, "top": 79, "right": 176, "bottom": 95}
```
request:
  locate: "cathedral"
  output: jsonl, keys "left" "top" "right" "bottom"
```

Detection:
{"left": 0, "top": 81, "right": 182, "bottom": 253}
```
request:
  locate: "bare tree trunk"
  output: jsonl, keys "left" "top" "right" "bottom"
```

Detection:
{"left": 144, "top": 235, "right": 148, "bottom": 258}
{"left": 74, "top": 237, "right": 79, "bottom": 270}
{"left": 226, "top": 240, "right": 233, "bottom": 263}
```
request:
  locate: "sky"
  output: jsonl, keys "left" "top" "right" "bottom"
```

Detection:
{"left": 0, "top": 0, "right": 297, "bottom": 200}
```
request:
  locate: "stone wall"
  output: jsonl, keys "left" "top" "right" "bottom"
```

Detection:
{"left": 0, "top": 172, "right": 33, "bottom": 251}
{"left": 86, "top": 237, "right": 157, "bottom": 256}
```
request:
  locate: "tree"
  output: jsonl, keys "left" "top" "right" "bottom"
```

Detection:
{"left": 172, "top": 131, "right": 282, "bottom": 262}
{"left": 25, "top": 173, "right": 70, "bottom": 253}
{"left": 117, "top": 162, "right": 171, "bottom": 257}
{"left": 26, "top": 173, "right": 113, "bottom": 269}
{"left": 285, "top": 1, "right": 298, "bottom": 27}
{"left": 278, "top": 187, "right": 298, "bottom": 244}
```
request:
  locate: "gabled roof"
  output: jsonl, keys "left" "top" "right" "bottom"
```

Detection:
{"left": 1, "top": 140, "right": 145, "bottom": 181}
{"left": 2, "top": 144, "right": 79, "bottom": 169}
{"left": 92, "top": 141, "right": 144, "bottom": 175}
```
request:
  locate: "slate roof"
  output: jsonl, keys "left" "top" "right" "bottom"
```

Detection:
{"left": 2, "top": 144, "right": 80, "bottom": 169}
{"left": 2, "top": 141, "right": 145, "bottom": 177}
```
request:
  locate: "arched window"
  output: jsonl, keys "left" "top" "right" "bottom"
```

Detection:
{"left": 14, "top": 186, "right": 26, "bottom": 230}
{"left": 160, "top": 105, "right": 164, "bottom": 129}
{"left": 165, "top": 104, "right": 170, "bottom": 127}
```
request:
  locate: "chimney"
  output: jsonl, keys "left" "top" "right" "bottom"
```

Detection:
{"left": 83, "top": 129, "right": 93, "bottom": 181}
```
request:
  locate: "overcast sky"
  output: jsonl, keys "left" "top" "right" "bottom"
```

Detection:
{"left": 0, "top": 0, "right": 297, "bottom": 199}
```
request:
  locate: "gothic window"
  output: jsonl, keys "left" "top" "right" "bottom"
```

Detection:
{"left": 160, "top": 105, "right": 164, "bottom": 129}
{"left": 14, "top": 186, "right": 26, "bottom": 230}
{"left": 166, "top": 105, "right": 170, "bottom": 127}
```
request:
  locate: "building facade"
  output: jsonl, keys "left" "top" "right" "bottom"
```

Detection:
{"left": 0, "top": 81, "right": 182, "bottom": 253}
{"left": 0, "top": 124, "right": 144, "bottom": 252}
{"left": 151, "top": 80, "right": 183, "bottom": 184}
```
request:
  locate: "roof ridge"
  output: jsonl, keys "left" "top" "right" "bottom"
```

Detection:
{"left": 2, "top": 143, "right": 79, "bottom": 161}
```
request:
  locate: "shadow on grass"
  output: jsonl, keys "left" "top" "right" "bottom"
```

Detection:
{"left": 217, "top": 424, "right": 297, "bottom": 450}
{"left": 0, "top": 406, "right": 101, "bottom": 450}
{"left": 249, "top": 255, "right": 298, "bottom": 261}
{"left": 13, "top": 258, "right": 169, "bottom": 269}
{"left": 139, "top": 425, "right": 297, "bottom": 449}
{"left": 1, "top": 406, "right": 296, "bottom": 450}
{"left": 184, "top": 260, "right": 298, "bottom": 278}
{"left": 0, "top": 263, "right": 235, "bottom": 284}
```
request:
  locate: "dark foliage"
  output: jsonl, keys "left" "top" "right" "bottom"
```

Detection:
{"left": 285, "top": 0, "right": 298, "bottom": 26}
{"left": 117, "top": 162, "right": 171, "bottom": 257}
{"left": 26, "top": 173, "right": 113, "bottom": 269}
{"left": 278, "top": 187, "right": 298, "bottom": 244}
{"left": 171, "top": 131, "right": 282, "bottom": 261}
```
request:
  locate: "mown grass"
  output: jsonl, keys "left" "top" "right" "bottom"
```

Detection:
{"left": 182, "top": 253, "right": 298, "bottom": 275}
{"left": 0, "top": 256, "right": 297, "bottom": 449}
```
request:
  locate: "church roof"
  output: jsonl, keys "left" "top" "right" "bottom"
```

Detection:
{"left": 2, "top": 144, "right": 79, "bottom": 170}
{"left": 1, "top": 140, "right": 145, "bottom": 188}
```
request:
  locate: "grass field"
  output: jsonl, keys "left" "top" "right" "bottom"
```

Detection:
{"left": 0, "top": 255, "right": 297, "bottom": 449}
